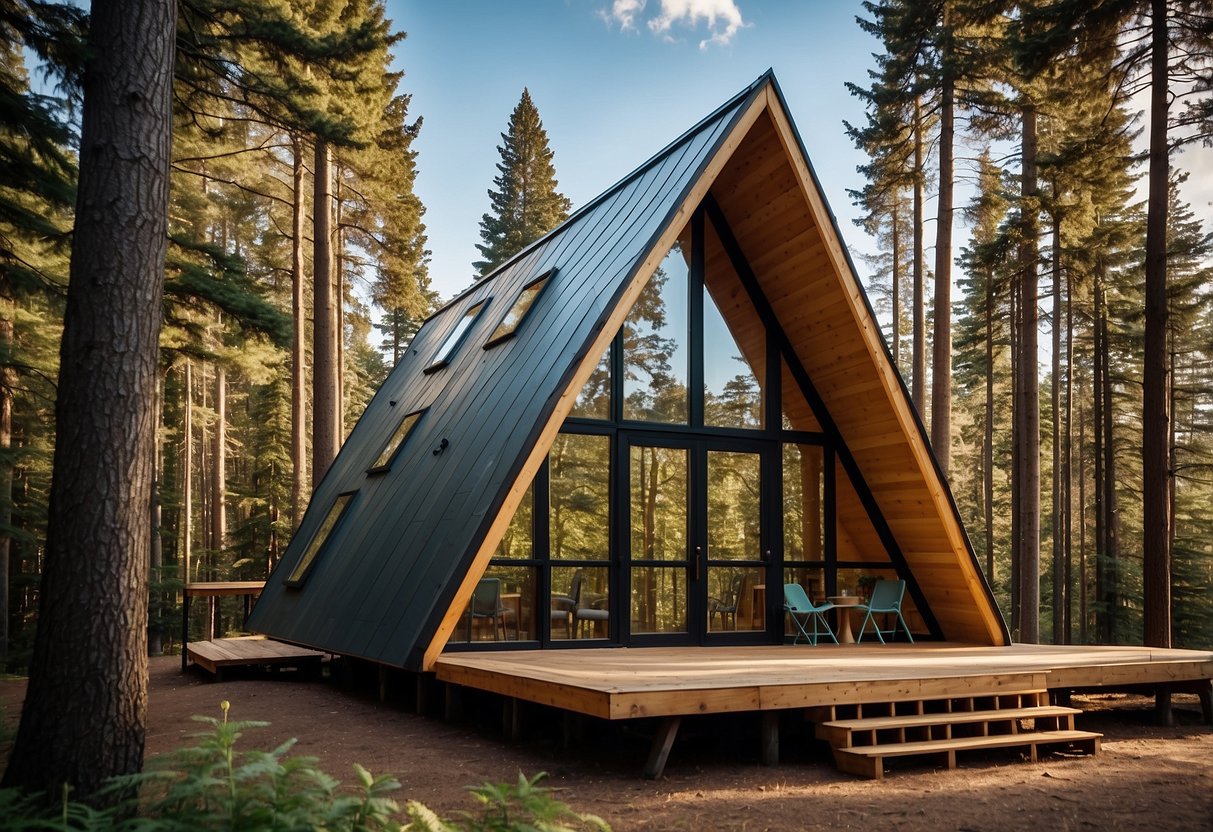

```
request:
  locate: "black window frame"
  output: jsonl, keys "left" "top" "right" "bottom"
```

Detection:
{"left": 424, "top": 299, "right": 490, "bottom": 374}
{"left": 284, "top": 490, "right": 358, "bottom": 587}
{"left": 367, "top": 408, "right": 426, "bottom": 475}
{"left": 484, "top": 268, "right": 556, "bottom": 349}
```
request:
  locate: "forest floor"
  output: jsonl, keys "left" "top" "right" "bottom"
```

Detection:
{"left": 2, "top": 655, "right": 1212, "bottom": 831}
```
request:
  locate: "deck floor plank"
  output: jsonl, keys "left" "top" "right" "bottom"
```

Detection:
{"left": 434, "top": 642, "right": 1213, "bottom": 720}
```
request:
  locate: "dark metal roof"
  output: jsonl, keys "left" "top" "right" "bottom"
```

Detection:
{"left": 247, "top": 77, "right": 763, "bottom": 669}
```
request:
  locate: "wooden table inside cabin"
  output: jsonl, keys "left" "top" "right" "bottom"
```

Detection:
{"left": 182, "top": 581, "right": 266, "bottom": 671}
{"left": 828, "top": 594, "right": 863, "bottom": 644}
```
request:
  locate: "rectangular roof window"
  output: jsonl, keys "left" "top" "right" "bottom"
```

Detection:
{"left": 286, "top": 491, "right": 356, "bottom": 586}
{"left": 368, "top": 409, "right": 424, "bottom": 473}
{"left": 484, "top": 269, "right": 555, "bottom": 349}
{"left": 425, "top": 299, "right": 487, "bottom": 373}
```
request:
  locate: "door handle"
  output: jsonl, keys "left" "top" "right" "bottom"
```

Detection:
{"left": 692, "top": 546, "right": 702, "bottom": 582}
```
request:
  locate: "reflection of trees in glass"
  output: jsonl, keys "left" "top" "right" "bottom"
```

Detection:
{"left": 570, "top": 344, "right": 610, "bottom": 419}
{"left": 784, "top": 444, "right": 823, "bottom": 561}
{"left": 630, "top": 445, "right": 687, "bottom": 632}
{"left": 549, "top": 433, "right": 610, "bottom": 560}
{"left": 494, "top": 481, "right": 533, "bottom": 559}
{"left": 707, "top": 451, "right": 760, "bottom": 560}
{"left": 624, "top": 245, "right": 688, "bottom": 423}
{"left": 705, "top": 363, "right": 762, "bottom": 429}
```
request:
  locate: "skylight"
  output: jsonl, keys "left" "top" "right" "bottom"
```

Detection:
{"left": 286, "top": 491, "right": 356, "bottom": 586}
{"left": 425, "top": 300, "right": 487, "bottom": 373}
{"left": 485, "top": 269, "right": 555, "bottom": 348}
{"left": 368, "top": 409, "right": 423, "bottom": 473}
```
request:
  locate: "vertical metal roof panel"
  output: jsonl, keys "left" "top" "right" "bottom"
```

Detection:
{"left": 247, "top": 81, "right": 756, "bottom": 667}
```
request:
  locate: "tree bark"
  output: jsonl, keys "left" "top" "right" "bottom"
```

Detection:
{"left": 1051, "top": 212, "right": 1063, "bottom": 643}
{"left": 312, "top": 138, "right": 339, "bottom": 487}
{"left": 1016, "top": 102, "right": 1040, "bottom": 643}
{"left": 210, "top": 359, "right": 226, "bottom": 557}
{"left": 891, "top": 199, "right": 901, "bottom": 371}
{"left": 0, "top": 302, "right": 12, "bottom": 668}
{"left": 290, "top": 137, "right": 308, "bottom": 527}
{"left": 182, "top": 360, "right": 192, "bottom": 585}
{"left": 2, "top": 0, "right": 174, "bottom": 800}
{"left": 984, "top": 271, "right": 995, "bottom": 584}
{"left": 931, "top": 69, "right": 954, "bottom": 474}
{"left": 911, "top": 97, "right": 926, "bottom": 415}
{"left": 1142, "top": 0, "right": 1171, "bottom": 649}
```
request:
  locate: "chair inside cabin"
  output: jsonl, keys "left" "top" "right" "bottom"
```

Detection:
{"left": 465, "top": 577, "right": 518, "bottom": 641}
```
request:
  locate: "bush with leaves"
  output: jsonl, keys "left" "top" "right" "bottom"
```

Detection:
{"left": 0, "top": 703, "right": 609, "bottom": 832}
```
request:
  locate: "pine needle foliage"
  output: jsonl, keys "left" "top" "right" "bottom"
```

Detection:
{"left": 474, "top": 89, "right": 571, "bottom": 277}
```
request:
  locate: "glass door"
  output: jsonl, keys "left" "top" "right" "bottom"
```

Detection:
{"left": 624, "top": 435, "right": 771, "bottom": 644}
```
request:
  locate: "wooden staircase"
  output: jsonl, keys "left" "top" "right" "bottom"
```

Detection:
{"left": 808, "top": 686, "right": 1101, "bottom": 780}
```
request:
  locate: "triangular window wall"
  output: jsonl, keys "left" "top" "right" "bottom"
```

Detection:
{"left": 450, "top": 202, "right": 934, "bottom": 648}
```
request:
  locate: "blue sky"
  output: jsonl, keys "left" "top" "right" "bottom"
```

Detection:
{"left": 385, "top": 0, "right": 1213, "bottom": 309}
{"left": 387, "top": 1, "right": 880, "bottom": 302}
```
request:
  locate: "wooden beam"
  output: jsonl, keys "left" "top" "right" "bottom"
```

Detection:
{"left": 643, "top": 716, "right": 681, "bottom": 779}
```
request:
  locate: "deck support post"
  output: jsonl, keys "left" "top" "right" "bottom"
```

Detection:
{"left": 643, "top": 716, "right": 681, "bottom": 780}
{"left": 444, "top": 683, "right": 463, "bottom": 722}
{"left": 562, "top": 712, "right": 584, "bottom": 748}
{"left": 1198, "top": 680, "right": 1213, "bottom": 726}
{"left": 413, "top": 673, "right": 428, "bottom": 715}
{"left": 378, "top": 666, "right": 389, "bottom": 703}
{"left": 1154, "top": 685, "right": 1173, "bottom": 727}
{"left": 761, "top": 711, "right": 779, "bottom": 766}
{"left": 502, "top": 697, "right": 522, "bottom": 741}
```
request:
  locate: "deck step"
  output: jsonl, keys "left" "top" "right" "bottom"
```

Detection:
{"left": 817, "top": 705, "right": 1082, "bottom": 747}
{"left": 808, "top": 686, "right": 1101, "bottom": 779}
{"left": 833, "top": 729, "right": 1102, "bottom": 780}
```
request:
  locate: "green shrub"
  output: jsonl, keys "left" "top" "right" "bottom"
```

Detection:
{"left": 0, "top": 703, "right": 609, "bottom": 832}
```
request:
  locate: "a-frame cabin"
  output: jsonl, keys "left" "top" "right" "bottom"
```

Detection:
{"left": 248, "top": 71, "right": 1010, "bottom": 672}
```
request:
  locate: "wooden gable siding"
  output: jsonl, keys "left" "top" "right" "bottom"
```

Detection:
{"left": 709, "top": 96, "right": 1004, "bottom": 645}
{"left": 247, "top": 81, "right": 765, "bottom": 669}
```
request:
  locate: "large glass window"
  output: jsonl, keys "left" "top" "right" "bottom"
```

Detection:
{"left": 704, "top": 222, "right": 764, "bottom": 429}
{"left": 570, "top": 343, "right": 611, "bottom": 420}
{"left": 286, "top": 492, "right": 355, "bottom": 586}
{"left": 623, "top": 244, "right": 689, "bottom": 424}
{"left": 549, "top": 433, "right": 611, "bottom": 561}
{"left": 784, "top": 443, "right": 824, "bottom": 562}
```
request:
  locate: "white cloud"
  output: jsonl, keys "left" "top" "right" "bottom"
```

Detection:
{"left": 605, "top": 0, "right": 647, "bottom": 32}
{"left": 604, "top": 0, "right": 748, "bottom": 49}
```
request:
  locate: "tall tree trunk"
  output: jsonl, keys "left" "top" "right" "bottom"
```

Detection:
{"left": 891, "top": 199, "right": 902, "bottom": 371}
{"left": 0, "top": 301, "right": 11, "bottom": 668}
{"left": 335, "top": 161, "right": 346, "bottom": 434}
{"left": 1099, "top": 277, "right": 1120, "bottom": 643}
{"left": 931, "top": 70, "right": 954, "bottom": 474}
{"left": 1016, "top": 102, "right": 1040, "bottom": 643}
{"left": 3, "top": 0, "right": 174, "bottom": 799}
{"left": 1141, "top": 0, "right": 1171, "bottom": 649}
{"left": 1063, "top": 262, "right": 1075, "bottom": 643}
{"left": 984, "top": 271, "right": 995, "bottom": 584}
{"left": 312, "top": 138, "right": 339, "bottom": 487}
{"left": 912, "top": 96, "right": 926, "bottom": 415}
{"left": 1093, "top": 273, "right": 1106, "bottom": 641}
{"left": 148, "top": 372, "right": 164, "bottom": 657}
{"left": 1051, "top": 212, "right": 1063, "bottom": 643}
{"left": 182, "top": 360, "right": 192, "bottom": 585}
{"left": 290, "top": 137, "right": 308, "bottom": 527}
{"left": 210, "top": 360, "right": 226, "bottom": 559}
{"left": 1079, "top": 394, "right": 1088, "bottom": 644}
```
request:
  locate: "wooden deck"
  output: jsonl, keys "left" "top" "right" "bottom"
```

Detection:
{"left": 186, "top": 636, "right": 327, "bottom": 678}
{"left": 434, "top": 642, "right": 1213, "bottom": 721}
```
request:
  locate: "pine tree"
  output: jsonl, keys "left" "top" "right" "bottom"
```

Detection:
{"left": 475, "top": 88, "right": 571, "bottom": 277}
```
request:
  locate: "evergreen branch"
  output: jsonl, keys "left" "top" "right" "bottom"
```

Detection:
{"left": 170, "top": 164, "right": 292, "bottom": 208}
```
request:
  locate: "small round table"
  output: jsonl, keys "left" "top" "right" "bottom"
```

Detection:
{"left": 828, "top": 595, "right": 863, "bottom": 644}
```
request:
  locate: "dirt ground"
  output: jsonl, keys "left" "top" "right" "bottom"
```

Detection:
{"left": 3, "top": 655, "right": 1212, "bottom": 831}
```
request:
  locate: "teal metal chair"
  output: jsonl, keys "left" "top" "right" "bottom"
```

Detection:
{"left": 855, "top": 579, "right": 914, "bottom": 644}
{"left": 784, "top": 583, "right": 837, "bottom": 645}
{"left": 465, "top": 577, "right": 518, "bottom": 641}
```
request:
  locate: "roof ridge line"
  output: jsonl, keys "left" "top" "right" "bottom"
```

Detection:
{"left": 423, "top": 71, "right": 776, "bottom": 324}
